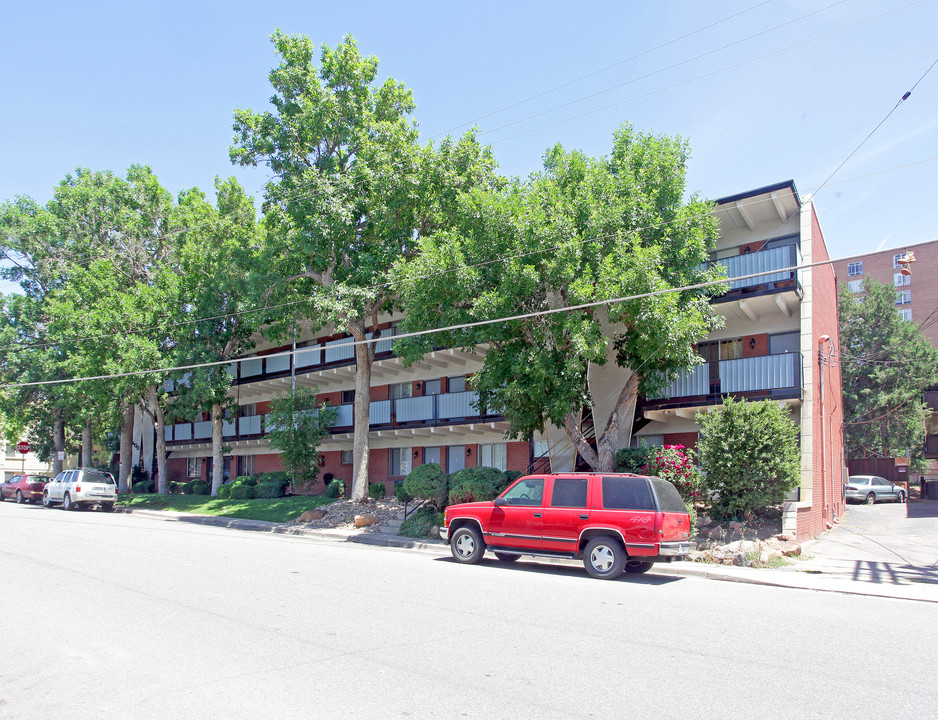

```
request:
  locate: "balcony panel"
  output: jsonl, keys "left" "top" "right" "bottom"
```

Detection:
{"left": 372, "top": 328, "right": 395, "bottom": 355}
{"left": 164, "top": 426, "right": 173, "bottom": 442}
{"left": 325, "top": 338, "right": 355, "bottom": 363}
{"left": 175, "top": 424, "right": 192, "bottom": 441}
{"left": 334, "top": 404, "right": 354, "bottom": 427}
{"left": 396, "top": 395, "right": 435, "bottom": 422}
{"left": 241, "top": 358, "right": 263, "bottom": 378}
{"left": 438, "top": 391, "right": 480, "bottom": 419}
{"left": 193, "top": 421, "right": 213, "bottom": 440}
{"left": 266, "top": 355, "right": 290, "bottom": 374}
{"left": 223, "top": 419, "right": 236, "bottom": 437}
{"left": 720, "top": 353, "right": 801, "bottom": 393}
{"left": 239, "top": 415, "right": 262, "bottom": 435}
{"left": 649, "top": 365, "right": 708, "bottom": 400}
{"left": 295, "top": 346, "right": 322, "bottom": 369}
{"left": 226, "top": 363, "right": 238, "bottom": 378}
{"left": 370, "top": 399, "right": 392, "bottom": 425}
{"left": 716, "top": 244, "right": 801, "bottom": 291}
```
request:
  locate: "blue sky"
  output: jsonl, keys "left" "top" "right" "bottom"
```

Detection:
{"left": 2, "top": 0, "right": 936, "bottom": 273}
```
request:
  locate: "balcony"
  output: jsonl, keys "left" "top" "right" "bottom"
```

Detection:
{"left": 165, "top": 390, "right": 500, "bottom": 445}
{"left": 644, "top": 352, "right": 803, "bottom": 410}
{"left": 709, "top": 244, "right": 803, "bottom": 307}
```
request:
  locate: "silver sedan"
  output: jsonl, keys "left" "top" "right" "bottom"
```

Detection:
{"left": 845, "top": 475, "right": 906, "bottom": 504}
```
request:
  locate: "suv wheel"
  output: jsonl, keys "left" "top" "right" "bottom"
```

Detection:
{"left": 63, "top": 493, "right": 76, "bottom": 511}
{"left": 450, "top": 526, "right": 486, "bottom": 565}
{"left": 624, "top": 560, "right": 654, "bottom": 575}
{"left": 493, "top": 552, "right": 520, "bottom": 562}
{"left": 101, "top": 503, "right": 114, "bottom": 512}
{"left": 584, "top": 536, "right": 626, "bottom": 579}
{"left": 42, "top": 492, "right": 52, "bottom": 508}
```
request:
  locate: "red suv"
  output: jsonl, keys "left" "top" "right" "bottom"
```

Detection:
{"left": 441, "top": 472, "right": 694, "bottom": 579}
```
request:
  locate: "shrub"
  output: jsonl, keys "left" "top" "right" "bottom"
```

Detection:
{"left": 324, "top": 478, "right": 345, "bottom": 499}
{"left": 399, "top": 506, "right": 444, "bottom": 539}
{"left": 403, "top": 463, "right": 448, "bottom": 508}
{"left": 504, "top": 471, "right": 523, "bottom": 485}
{"left": 448, "top": 466, "right": 509, "bottom": 505}
{"left": 369, "top": 482, "right": 386, "bottom": 499}
{"left": 234, "top": 475, "right": 257, "bottom": 486}
{"left": 696, "top": 397, "right": 800, "bottom": 519}
{"left": 393, "top": 481, "right": 413, "bottom": 504}
{"left": 255, "top": 481, "right": 286, "bottom": 499}
{"left": 189, "top": 481, "right": 209, "bottom": 496}
{"left": 217, "top": 484, "right": 232, "bottom": 499}
{"left": 230, "top": 484, "right": 255, "bottom": 500}
{"left": 131, "top": 464, "right": 149, "bottom": 486}
{"left": 642, "top": 445, "right": 704, "bottom": 503}
{"left": 615, "top": 446, "right": 654, "bottom": 473}
{"left": 685, "top": 501, "right": 698, "bottom": 537}
{"left": 169, "top": 481, "right": 187, "bottom": 494}
{"left": 258, "top": 471, "right": 291, "bottom": 487}
{"left": 132, "top": 480, "right": 153, "bottom": 494}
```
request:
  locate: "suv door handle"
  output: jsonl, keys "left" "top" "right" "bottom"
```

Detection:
{"left": 579, "top": 514, "right": 589, "bottom": 519}
{"left": 533, "top": 513, "right": 542, "bottom": 518}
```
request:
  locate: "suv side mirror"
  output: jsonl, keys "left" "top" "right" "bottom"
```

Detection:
{"left": 494, "top": 498, "right": 506, "bottom": 507}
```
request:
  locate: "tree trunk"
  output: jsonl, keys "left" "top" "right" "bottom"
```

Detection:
{"left": 119, "top": 402, "right": 134, "bottom": 493}
{"left": 563, "top": 371, "right": 639, "bottom": 472}
{"left": 146, "top": 385, "right": 169, "bottom": 495}
{"left": 52, "top": 409, "right": 65, "bottom": 476}
{"left": 81, "top": 420, "right": 93, "bottom": 467}
{"left": 211, "top": 403, "right": 225, "bottom": 496}
{"left": 350, "top": 321, "right": 373, "bottom": 502}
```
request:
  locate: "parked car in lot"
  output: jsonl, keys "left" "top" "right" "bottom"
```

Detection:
{"left": 1, "top": 474, "right": 51, "bottom": 504}
{"left": 845, "top": 475, "right": 906, "bottom": 504}
{"left": 441, "top": 472, "right": 694, "bottom": 579}
{"left": 43, "top": 468, "right": 117, "bottom": 511}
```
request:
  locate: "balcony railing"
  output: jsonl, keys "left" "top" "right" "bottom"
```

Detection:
{"left": 708, "top": 244, "right": 802, "bottom": 298}
{"left": 165, "top": 390, "right": 497, "bottom": 444}
{"left": 648, "top": 353, "right": 802, "bottom": 402}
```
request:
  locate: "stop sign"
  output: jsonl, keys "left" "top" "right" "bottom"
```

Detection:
{"left": 15, "top": 441, "right": 30, "bottom": 455}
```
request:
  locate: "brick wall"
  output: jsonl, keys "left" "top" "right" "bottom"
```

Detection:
{"left": 507, "top": 441, "right": 531, "bottom": 473}
{"left": 663, "top": 432, "right": 699, "bottom": 451}
{"left": 742, "top": 333, "right": 768, "bottom": 358}
{"left": 167, "top": 458, "right": 188, "bottom": 483}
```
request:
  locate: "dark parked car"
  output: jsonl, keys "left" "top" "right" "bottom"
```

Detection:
{"left": 845, "top": 475, "right": 906, "bottom": 504}
{"left": 1, "top": 474, "right": 51, "bottom": 504}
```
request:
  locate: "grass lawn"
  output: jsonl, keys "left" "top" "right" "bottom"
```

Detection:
{"left": 115, "top": 494, "right": 335, "bottom": 523}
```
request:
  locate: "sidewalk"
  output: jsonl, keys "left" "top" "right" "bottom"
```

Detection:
{"left": 118, "top": 506, "right": 938, "bottom": 604}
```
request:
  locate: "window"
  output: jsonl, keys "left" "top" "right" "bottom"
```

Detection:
{"left": 898, "top": 308, "right": 913, "bottom": 322}
{"left": 602, "top": 476, "right": 656, "bottom": 511}
{"left": 389, "top": 447, "right": 412, "bottom": 477}
{"left": 448, "top": 375, "right": 467, "bottom": 393}
{"left": 239, "top": 403, "right": 256, "bottom": 417}
{"left": 186, "top": 458, "right": 201, "bottom": 478}
{"left": 532, "top": 440, "right": 549, "bottom": 458}
{"left": 847, "top": 261, "right": 863, "bottom": 277}
{"left": 550, "top": 477, "right": 588, "bottom": 508}
{"left": 446, "top": 445, "right": 465, "bottom": 474}
{"left": 894, "top": 254, "right": 906, "bottom": 269}
{"left": 847, "top": 279, "right": 864, "bottom": 293}
{"left": 896, "top": 290, "right": 912, "bottom": 305}
{"left": 894, "top": 273, "right": 911, "bottom": 287}
{"left": 479, "top": 443, "right": 507, "bottom": 471}
{"left": 501, "top": 478, "right": 544, "bottom": 506}
{"left": 341, "top": 450, "right": 353, "bottom": 465}
{"left": 768, "top": 332, "right": 799, "bottom": 355}
{"left": 341, "top": 389, "right": 355, "bottom": 404}
{"left": 423, "top": 446, "right": 441, "bottom": 466}
{"left": 719, "top": 338, "right": 743, "bottom": 360}
{"left": 423, "top": 379, "right": 442, "bottom": 395}
{"left": 237, "top": 455, "right": 254, "bottom": 477}
{"left": 389, "top": 382, "right": 412, "bottom": 400}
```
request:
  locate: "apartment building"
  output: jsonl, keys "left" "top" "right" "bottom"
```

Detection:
{"left": 832, "top": 238, "right": 938, "bottom": 463}
{"left": 632, "top": 180, "right": 845, "bottom": 540}
{"left": 157, "top": 179, "right": 844, "bottom": 541}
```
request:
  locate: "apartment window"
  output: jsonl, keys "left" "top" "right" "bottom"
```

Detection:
{"left": 423, "top": 446, "right": 441, "bottom": 466}
{"left": 894, "top": 273, "right": 911, "bottom": 287}
{"left": 532, "top": 440, "right": 549, "bottom": 458}
{"left": 894, "top": 254, "right": 906, "bottom": 269}
{"left": 896, "top": 291, "right": 912, "bottom": 305}
{"left": 479, "top": 443, "right": 508, "bottom": 471}
{"left": 448, "top": 375, "right": 467, "bottom": 393}
{"left": 768, "top": 332, "right": 799, "bottom": 355}
{"left": 186, "top": 457, "right": 201, "bottom": 478}
{"left": 341, "top": 389, "right": 355, "bottom": 404}
{"left": 341, "top": 450, "right": 353, "bottom": 465}
{"left": 423, "top": 379, "right": 442, "bottom": 395}
{"left": 239, "top": 403, "right": 256, "bottom": 417}
{"left": 847, "top": 261, "right": 863, "bottom": 277}
{"left": 446, "top": 445, "right": 466, "bottom": 474}
{"left": 237, "top": 455, "right": 254, "bottom": 477}
{"left": 389, "top": 447, "right": 412, "bottom": 477}
{"left": 847, "top": 279, "right": 864, "bottom": 293}
{"left": 389, "top": 382, "right": 412, "bottom": 400}
{"left": 898, "top": 309, "right": 913, "bottom": 322}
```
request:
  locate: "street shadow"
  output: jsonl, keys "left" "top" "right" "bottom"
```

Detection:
{"left": 850, "top": 560, "right": 938, "bottom": 585}
{"left": 907, "top": 500, "right": 938, "bottom": 519}
{"left": 432, "top": 556, "right": 683, "bottom": 585}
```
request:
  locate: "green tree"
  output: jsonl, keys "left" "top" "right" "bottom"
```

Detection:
{"left": 838, "top": 278, "right": 938, "bottom": 461}
{"left": 265, "top": 388, "right": 337, "bottom": 489}
{"left": 394, "top": 125, "right": 724, "bottom": 471}
{"left": 231, "top": 32, "right": 499, "bottom": 500}
{"left": 696, "top": 397, "right": 800, "bottom": 518}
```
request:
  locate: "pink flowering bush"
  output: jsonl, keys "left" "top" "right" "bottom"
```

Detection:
{"left": 642, "top": 445, "right": 704, "bottom": 503}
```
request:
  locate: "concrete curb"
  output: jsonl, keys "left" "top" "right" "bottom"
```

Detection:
{"left": 117, "top": 507, "right": 937, "bottom": 603}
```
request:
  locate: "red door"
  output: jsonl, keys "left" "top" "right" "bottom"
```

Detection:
{"left": 484, "top": 477, "right": 546, "bottom": 551}
{"left": 540, "top": 476, "right": 590, "bottom": 553}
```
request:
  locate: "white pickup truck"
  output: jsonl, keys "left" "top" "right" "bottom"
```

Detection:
{"left": 43, "top": 467, "right": 117, "bottom": 511}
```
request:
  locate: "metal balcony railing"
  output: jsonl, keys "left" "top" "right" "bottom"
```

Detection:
{"left": 648, "top": 353, "right": 802, "bottom": 402}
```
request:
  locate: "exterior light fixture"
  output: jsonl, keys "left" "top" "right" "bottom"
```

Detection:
{"left": 749, "top": 337, "right": 756, "bottom": 349}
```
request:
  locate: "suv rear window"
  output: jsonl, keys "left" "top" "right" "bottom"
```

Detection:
{"left": 649, "top": 477, "right": 686, "bottom": 512}
{"left": 601, "top": 476, "right": 656, "bottom": 511}
{"left": 83, "top": 471, "right": 115, "bottom": 485}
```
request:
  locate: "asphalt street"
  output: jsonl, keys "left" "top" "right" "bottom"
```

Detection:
{"left": 2, "top": 499, "right": 937, "bottom": 720}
